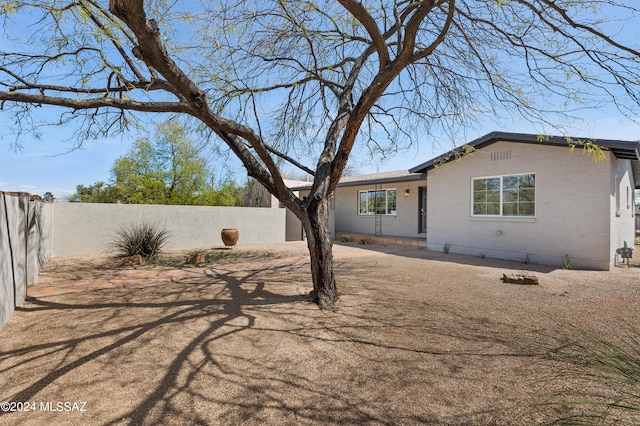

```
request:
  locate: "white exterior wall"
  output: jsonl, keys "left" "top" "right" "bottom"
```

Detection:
{"left": 53, "top": 203, "right": 286, "bottom": 256}
{"left": 610, "top": 157, "right": 636, "bottom": 268}
{"left": 426, "top": 141, "right": 616, "bottom": 270}
{"left": 333, "top": 179, "right": 427, "bottom": 237}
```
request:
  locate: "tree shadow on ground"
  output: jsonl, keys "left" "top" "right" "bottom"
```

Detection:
{"left": 1, "top": 257, "right": 636, "bottom": 425}
{"left": 1, "top": 265, "right": 309, "bottom": 424}
{"left": 336, "top": 240, "right": 640, "bottom": 272}
{"left": 335, "top": 241, "right": 561, "bottom": 273}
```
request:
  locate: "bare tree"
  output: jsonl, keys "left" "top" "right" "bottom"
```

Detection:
{"left": 1, "top": 1, "right": 640, "bottom": 308}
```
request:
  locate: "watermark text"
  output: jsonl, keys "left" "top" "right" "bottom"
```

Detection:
{"left": 1, "top": 401, "right": 87, "bottom": 412}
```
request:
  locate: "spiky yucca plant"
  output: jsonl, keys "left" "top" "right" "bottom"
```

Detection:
{"left": 111, "top": 222, "right": 169, "bottom": 259}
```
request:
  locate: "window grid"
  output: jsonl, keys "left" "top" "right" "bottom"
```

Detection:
{"left": 358, "top": 189, "right": 397, "bottom": 215}
{"left": 472, "top": 174, "right": 535, "bottom": 217}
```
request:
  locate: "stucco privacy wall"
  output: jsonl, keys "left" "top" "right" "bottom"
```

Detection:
{"left": 426, "top": 141, "right": 615, "bottom": 270}
{"left": 333, "top": 179, "right": 426, "bottom": 237}
{"left": 53, "top": 203, "right": 286, "bottom": 256}
{"left": 0, "top": 192, "right": 53, "bottom": 330}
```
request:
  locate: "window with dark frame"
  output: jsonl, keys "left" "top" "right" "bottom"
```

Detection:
{"left": 358, "top": 189, "right": 397, "bottom": 215}
{"left": 472, "top": 174, "right": 535, "bottom": 217}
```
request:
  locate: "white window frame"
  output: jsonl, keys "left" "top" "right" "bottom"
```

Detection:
{"left": 358, "top": 189, "right": 397, "bottom": 216}
{"left": 471, "top": 173, "right": 536, "bottom": 218}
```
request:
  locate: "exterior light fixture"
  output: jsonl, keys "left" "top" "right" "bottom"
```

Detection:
{"left": 404, "top": 189, "right": 410, "bottom": 197}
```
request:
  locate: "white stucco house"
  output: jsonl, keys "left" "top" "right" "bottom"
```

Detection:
{"left": 330, "top": 170, "right": 428, "bottom": 238}
{"left": 317, "top": 131, "right": 640, "bottom": 270}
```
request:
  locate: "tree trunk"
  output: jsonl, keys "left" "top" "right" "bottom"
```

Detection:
{"left": 302, "top": 196, "right": 338, "bottom": 309}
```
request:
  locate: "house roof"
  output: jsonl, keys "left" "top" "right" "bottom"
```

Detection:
{"left": 291, "top": 169, "right": 426, "bottom": 191}
{"left": 335, "top": 170, "right": 425, "bottom": 187}
{"left": 282, "top": 178, "right": 312, "bottom": 188}
{"left": 409, "top": 131, "right": 640, "bottom": 187}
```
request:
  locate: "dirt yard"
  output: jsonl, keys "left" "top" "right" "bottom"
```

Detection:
{"left": 1, "top": 242, "right": 639, "bottom": 425}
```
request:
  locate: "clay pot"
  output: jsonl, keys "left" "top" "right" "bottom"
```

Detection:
{"left": 221, "top": 228, "right": 239, "bottom": 248}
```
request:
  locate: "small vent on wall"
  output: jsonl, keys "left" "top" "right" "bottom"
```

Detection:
{"left": 490, "top": 150, "right": 511, "bottom": 161}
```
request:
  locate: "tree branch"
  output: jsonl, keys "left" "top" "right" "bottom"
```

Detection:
{"left": 0, "top": 91, "right": 193, "bottom": 114}
{"left": 337, "top": 0, "right": 390, "bottom": 68}
{"left": 535, "top": 0, "right": 640, "bottom": 58}
{"left": 80, "top": 0, "right": 147, "bottom": 82}
{"left": 414, "top": 0, "right": 456, "bottom": 61}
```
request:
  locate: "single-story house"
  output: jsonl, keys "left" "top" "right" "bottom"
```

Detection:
{"left": 330, "top": 170, "right": 428, "bottom": 239}
{"left": 310, "top": 131, "right": 640, "bottom": 270}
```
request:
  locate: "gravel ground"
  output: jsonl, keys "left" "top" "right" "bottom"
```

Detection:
{"left": 1, "top": 241, "right": 639, "bottom": 425}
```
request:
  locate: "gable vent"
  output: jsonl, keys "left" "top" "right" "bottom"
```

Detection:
{"left": 490, "top": 150, "right": 511, "bottom": 161}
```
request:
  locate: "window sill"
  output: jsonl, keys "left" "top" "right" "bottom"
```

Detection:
{"left": 469, "top": 216, "right": 536, "bottom": 223}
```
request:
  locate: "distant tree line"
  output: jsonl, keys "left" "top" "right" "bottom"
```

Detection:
{"left": 70, "top": 122, "right": 243, "bottom": 206}
{"left": 31, "top": 192, "right": 55, "bottom": 202}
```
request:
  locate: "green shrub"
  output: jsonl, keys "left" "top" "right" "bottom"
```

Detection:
{"left": 111, "top": 222, "right": 169, "bottom": 259}
{"left": 443, "top": 242, "right": 451, "bottom": 254}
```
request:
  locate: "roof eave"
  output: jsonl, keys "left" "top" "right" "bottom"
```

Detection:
{"left": 337, "top": 173, "right": 426, "bottom": 188}
{"left": 410, "top": 131, "right": 640, "bottom": 174}
{"left": 293, "top": 173, "right": 426, "bottom": 192}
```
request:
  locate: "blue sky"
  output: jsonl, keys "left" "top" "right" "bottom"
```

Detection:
{"left": 0, "top": 130, "right": 129, "bottom": 200}
{"left": 2, "top": 111, "right": 639, "bottom": 202}
{"left": 1, "top": 4, "right": 640, "bottom": 201}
